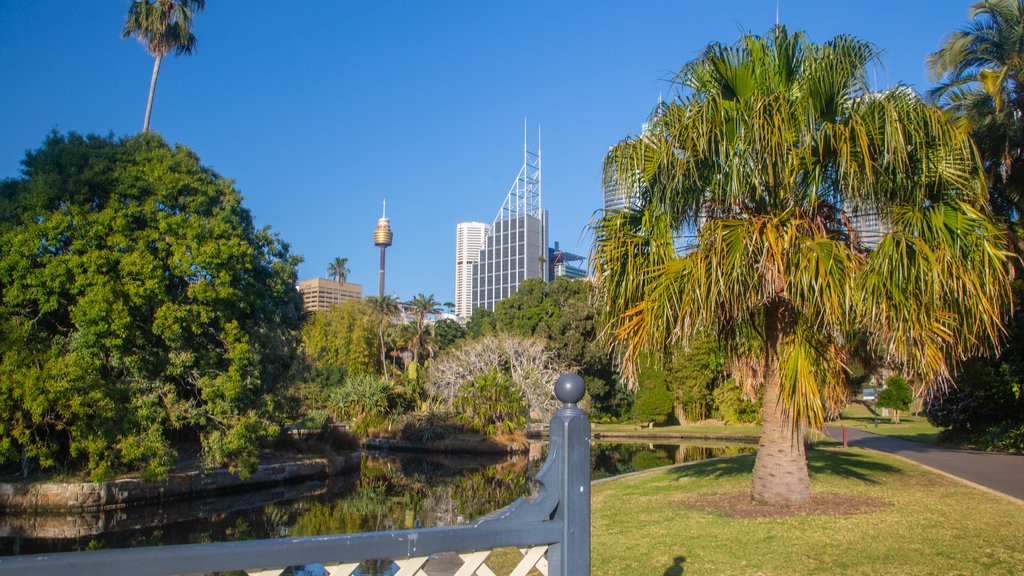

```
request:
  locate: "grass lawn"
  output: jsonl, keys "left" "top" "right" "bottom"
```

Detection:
{"left": 592, "top": 422, "right": 761, "bottom": 438}
{"left": 592, "top": 447, "right": 1024, "bottom": 575}
{"left": 835, "top": 400, "right": 941, "bottom": 444}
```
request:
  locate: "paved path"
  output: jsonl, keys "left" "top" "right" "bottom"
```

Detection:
{"left": 826, "top": 426, "right": 1024, "bottom": 503}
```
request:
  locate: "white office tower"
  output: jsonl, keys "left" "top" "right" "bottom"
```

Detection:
{"left": 454, "top": 221, "right": 490, "bottom": 319}
{"left": 472, "top": 127, "right": 549, "bottom": 312}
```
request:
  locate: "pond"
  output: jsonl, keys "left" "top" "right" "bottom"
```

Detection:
{"left": 0, "top": 440, "right": 754, "bottom": 563}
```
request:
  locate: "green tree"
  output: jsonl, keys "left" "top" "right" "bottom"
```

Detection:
{"left": 408, "top": 293, "right": 442, "bottom": 363}
{"left": 591, "top": 26, "right": 1012, "bottom": 503}
{"left": 877, "top": 375, "right": 913, "bottom": 424}
{"left": 465, "top": 307, "right": 496, "bottom": 338}
{"left": 432, "top": 318, "right": 467, "bottom": 351}
{"left": 633, "top": 363, "right": 674, "bottom": 425}
{"left": 122, "top": 0, "right": 205, "bottom": 133}
{"left": 494, "top": 278, "right": 547, "bottom": 336}
{"left": 666, "top": 335, "right": 725, "bottom": 423}
{"left": 927, "top": 0, "right": 1024, "bottom": 257}
{"left": 0, "top": 132, "right": 303, "bottom": 480}
{"left": 327, "top": 256, "right": 350, "bottom": 284}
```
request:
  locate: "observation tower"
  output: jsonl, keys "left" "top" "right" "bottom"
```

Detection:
{"left": 373, "top": 201, "right": 393, "bottom": 298}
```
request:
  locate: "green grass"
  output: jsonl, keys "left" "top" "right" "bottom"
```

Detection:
{"left": 592, "top": 422, "right": 761, "bottom": 438}
{"left": 592, "top": 447, "right": 1023, "bottom": 575}
{"left": 836, "top": 400, "right": 941, "bottom": 444}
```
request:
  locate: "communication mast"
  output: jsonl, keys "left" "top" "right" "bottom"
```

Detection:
{"left": 373, "top": 201, "right": 393, "bottom": 298}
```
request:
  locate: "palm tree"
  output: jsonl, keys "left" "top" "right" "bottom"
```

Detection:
{"left": 122, "top": 0, "right": 205, "bottom": 133}
{"left": 927, "top": 0, "right": 1024, "bottom": 257}
{"left": 367, "top": 295, "right": 400, "bottom": 378}
{"left": 327, "top": 257, "right": 350, "bottom": 284}
{"left": 408, "top": 293, "right": 442, "bottom": 363}
{"left": 591, "top": 26, "right": 1012, "bottom": 504}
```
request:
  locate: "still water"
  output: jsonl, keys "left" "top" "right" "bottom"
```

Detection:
{"left": 0, "top": 441, "right": 754, "bottom": 565}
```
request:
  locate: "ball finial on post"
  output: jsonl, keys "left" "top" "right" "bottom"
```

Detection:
{"left": 554, "top": 373, "right": 585, "bottom": 405}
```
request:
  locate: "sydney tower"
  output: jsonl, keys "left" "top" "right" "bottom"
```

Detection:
{"left": 373, "top": 202, "right": 393, "bottom": 298}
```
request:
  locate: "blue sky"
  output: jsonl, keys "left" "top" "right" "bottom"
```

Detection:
{"left": 1, "top": 1, "right": 972, "bottom": 304}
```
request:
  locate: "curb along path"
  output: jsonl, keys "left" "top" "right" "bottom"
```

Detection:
{"left": 826, "top": 426, "right": 1024, "bottom": 503}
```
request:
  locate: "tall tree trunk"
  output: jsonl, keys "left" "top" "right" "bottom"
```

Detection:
{"left": 143, "top": 53, "right": 163, "bottom": 133}
{"left": 751, "top": 375, "right": 810, "bottom": 503}
{"left": 750, "top": 299, "right": 811, "bottom": 504}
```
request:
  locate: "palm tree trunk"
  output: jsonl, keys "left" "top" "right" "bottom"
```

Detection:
{"left": 750, "top": 300, "right": 811, "bottom": 504}
{"left": 751, "top": 374, "right": 811, "bottom": 503}
{"left": 143, "top": 54, "right": 163, "bottom": 133}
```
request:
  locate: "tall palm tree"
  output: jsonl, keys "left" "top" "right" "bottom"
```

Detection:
{"left": 408, "top": 293, "right": 442, "bottom": 363}
{"left": 591, "top": 26, "right": 1012, "bottom": 504}
{"left": 927, "top": 0, "right": 1024, "bottom": 257}
{"left": 122, "top": 0, "right": 205, "bottom": 133}
{"left": 327, "top": 256, "right": 350, "bottom": 284}
{"left": 367, "top": 295, "right": 400, "bottom": 378}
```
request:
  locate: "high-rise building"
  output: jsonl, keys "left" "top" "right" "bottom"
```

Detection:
{"left": 454, "top": 221, "right": 490, "bottom": 319}
{"left": 471, "top": 127, "right": 549, "bottom": 312}
{"left": 297, "top": 278, "right": 363, "bottom": 312}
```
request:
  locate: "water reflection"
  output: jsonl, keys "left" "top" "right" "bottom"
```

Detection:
{"left": 0, "top": 441, "right": 753, "bottom": 558}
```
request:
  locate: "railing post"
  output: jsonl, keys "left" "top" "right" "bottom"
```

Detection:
{"left": 549, "top": 373, "right": 590, "bottom": 576}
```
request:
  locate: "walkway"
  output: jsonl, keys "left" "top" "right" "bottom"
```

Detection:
{"left": 826, "top": 426, "right": 1024, "bottom": 503}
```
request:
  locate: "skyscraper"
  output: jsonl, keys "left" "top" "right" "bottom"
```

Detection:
{"left": 471, "top": 127, "right": 548, "bottom": 312}
{"left": 454, "top": 221, "right": 489, "bottom": 319}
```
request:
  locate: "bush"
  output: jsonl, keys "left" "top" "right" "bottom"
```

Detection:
{"left": 633, "top": 366, "right": 674, "bottom": 425}
{"left": 454, "top": 370, "right": 529, "bottom": 435}
{"left": 713, "top": 380, "right": 761, "bottom": 424}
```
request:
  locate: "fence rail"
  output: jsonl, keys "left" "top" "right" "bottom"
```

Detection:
{"left": 0, "top": 374, "right": 591, "bottom": 576}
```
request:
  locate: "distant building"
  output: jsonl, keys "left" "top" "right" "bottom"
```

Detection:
{"left": 297, "top": 278, "right": 363, "bottom": 313}
{"left": 471, "top": 128, "right": 549, "bottom": 312}
{"left": 549, "top": 242, "right": 586, "bottom": 279}
{"left": 455, "top": 221, "right": 490, "bottom": 319}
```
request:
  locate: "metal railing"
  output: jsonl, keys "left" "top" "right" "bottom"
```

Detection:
{"left": 0, "top": 374, "right": 591, "bottom": 576}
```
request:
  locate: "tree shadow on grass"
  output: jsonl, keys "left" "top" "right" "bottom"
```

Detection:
{"left": 806, "top": 448, "right": 900, "bottom": 484}
{"left": 666, "top": 454, "right": 755, "bottom": 481}
{"left": 661, "top": 448, "right": 901, "bottom": 485}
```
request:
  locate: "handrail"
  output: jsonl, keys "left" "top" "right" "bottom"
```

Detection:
{"left": 0, "top": 373, "right": 591, "bottom": 576}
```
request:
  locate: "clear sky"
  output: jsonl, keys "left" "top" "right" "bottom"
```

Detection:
{"left": 0, "top": 1, "right": 972, "bottom": 305}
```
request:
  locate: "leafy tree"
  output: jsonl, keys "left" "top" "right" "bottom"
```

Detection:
{"left": 310, "top": 300, "right": 378, "bottom": 377}
{"left": 712, "top": 380, "right": 762, "bottom": 425}
{"left": 465, "top": 307, "right": 496, "bottom": 338}
{"left": 877, "top": 375, "right": 913, "bottom": 424}
{"left": 122, "top": 0, "right": 205, "bottom": 133}
{"left": 327, "top": 257, "right": 350, "bottom": 284}
{"left": 0, "top": 132, "right": 304, "bottom": 480}
{"left": 927, "top": 0, "right": 1024, "bottom": 258}
{"left": 591, "top": 26, "right": 1012, "bottom": 503}
{"left": 494, "top": 278, "right": 547, "bottom": 336}
{"left": 633, "top": 364, "right": 674, "bottom": 425}
{"left": 665, "top": 335, "right": 725, "bottom": 423}
{"left": 432, "top": 318, "right": 467, "bottom": 351}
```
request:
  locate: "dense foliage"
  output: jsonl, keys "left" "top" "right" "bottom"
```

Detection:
{"left": 925, "top": 281, "right": 1024, "bottom": 451}
{"left": 0, "top": 132, "right": 304, "bottom": 480}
